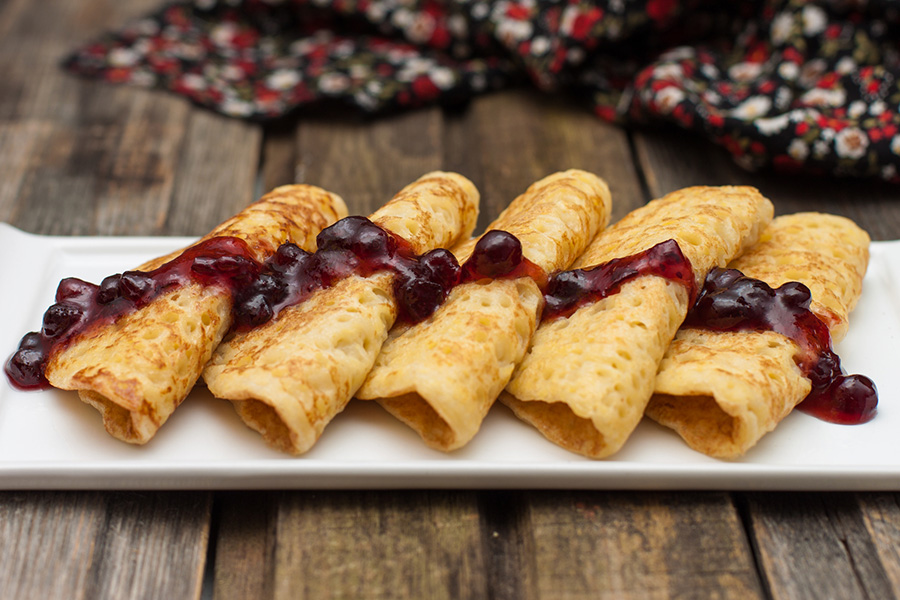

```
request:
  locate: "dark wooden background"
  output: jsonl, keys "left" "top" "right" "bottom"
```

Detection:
{"left": 2, "top": 1, "right": 900, "bottom": 598}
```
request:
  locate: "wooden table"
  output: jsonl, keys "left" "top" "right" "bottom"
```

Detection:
{"left": 2, "top": 2, "right": 900, "bottom": 599}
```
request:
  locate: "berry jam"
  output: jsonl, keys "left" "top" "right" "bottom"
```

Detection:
{"left": 6, "top": 220, "right": 548, "bottom": 391}
{"left": 5, "top": 237, "right": 261, "bottom": 391}
{"left": 685, "top": 267, "right": 877, "bottom": 425}
{"left": 232, "top": 224, "right": 546, "bottom": 329}
{"left": 542, "top": 239, "right": 695, "bottom": 321}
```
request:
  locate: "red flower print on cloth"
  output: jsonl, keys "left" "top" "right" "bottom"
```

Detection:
{"left": 64, "top": 0, "right": 900, "bottom": 182}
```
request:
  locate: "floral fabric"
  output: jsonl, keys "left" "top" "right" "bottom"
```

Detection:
{"left": 65, "top": 0, "right": 900, "bottom": 181}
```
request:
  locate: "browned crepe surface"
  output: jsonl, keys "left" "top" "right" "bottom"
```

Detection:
{"left": 203, "top": 171, "right": 480, "bottom": 455}
{"left": 502, "top": 186, "right": 774, "bottom": 458}
{"left": 46, "top": 184, "right": 348, "bottom": 444}
{"left": 647, "top": 212, "right": 871, "bottom": 458}
{"left": 357, "top": 170, "right": 613, "bottom": 451}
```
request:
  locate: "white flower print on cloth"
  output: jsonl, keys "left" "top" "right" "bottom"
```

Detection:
{"left": 63, "top": 0, "right": 900, "bottom": 182}
{"left": 835, "top": 127, "right": 870, "bottom": 159}
{"left": 730, "top": 96, "right": 772, "bottom": 120}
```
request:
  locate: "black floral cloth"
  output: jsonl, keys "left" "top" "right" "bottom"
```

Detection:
{"left": 65, "top": 0, "right": 900, "bottom": 181}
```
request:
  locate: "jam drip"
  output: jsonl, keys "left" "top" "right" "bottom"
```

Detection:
{"left": 542, "top": 239, "right": 695, "bottom": 321}
{"left": 6, "top": 219, "right": 547, "bottom": 391}
{"left": 5, "top": 237, "right": 261, "bottom": 391}
{"left": 685, "top": 267, "right": 877, "bottom": 425}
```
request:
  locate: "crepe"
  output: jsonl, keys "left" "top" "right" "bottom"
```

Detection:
{"left": 646, "top": 212, "right": 870, "bottom": 458}
{"left": 202, "top": 171, "right": 480, "bottom": 455}
{"left": 357, "top": 170, "right": 612, "bottom": 451}
{"left": 45, "top": 184, "right": 349, "bottom": 444}
{"left": 501, "top": 186, "right": 774, "bottom": 458}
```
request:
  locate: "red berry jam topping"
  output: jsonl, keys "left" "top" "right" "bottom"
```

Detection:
{"left": 5, "top": 236, "right": 261, "bottom": 391}
{"left": 232, "top": 224, "right": 546, "bottom": 329}
{"left": 6, "top": 220, "right": 548, "bottom": 391}
{"left": 685, "top": 267, "right": 877, "bottom": 425}
{"left": 231, "top": 216, "right": 464, "bottom": 328}
{"left": 542, "top": 239, "right": 695, "bottom": 321}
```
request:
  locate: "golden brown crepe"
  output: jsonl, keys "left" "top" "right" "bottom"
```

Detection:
{"left": 646, "top": 212, "right": 870, "bottom": 458}
{"left": 202, "top": 171, "right": 480, "bottom": 455}
{"left": 501, "top": 186, "right": 774, "bottom": 458}
{"left": 357, "top": 170, "right": 612, "bottom": 451}
{"left": 45, "top": 184, "right": 348, "bottom": 444}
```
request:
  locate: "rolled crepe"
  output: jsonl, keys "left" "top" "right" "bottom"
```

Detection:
{"left": 501, "top": 186, "right": 774, "bottom": 458}
{"left": 357, "top": 170, "right": 612, "bottom": 451}
{"left": 45, "top": 184, "right": 349, "bottom": 444}
{"left": 202, "top": 171, "right": 480, "bottom": 455}
{"left": 646, "top": 213, "right": 870, "bottom": 458}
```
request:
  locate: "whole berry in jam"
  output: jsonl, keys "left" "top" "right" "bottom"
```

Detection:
{"left": 56, "top": 278, "right": 94, "bottom": 302}
{"left": 397, "top": 278, "right": 445, "bottom": 323}
{"left": 808, "top": 351, "right": 841, "bottom": 392}
{"left": 419, "top": 248, "right": 460, "bottom": 289}
{"left": 688, "top": 266, "right": 878, "bottom": 425}
{"left": 316, "top": 216, "right": 369, "bottom": 252}
{"left": 351, "top": 222, "right": 397, "bottom": 264}
{"left": 779, "top": 281, "right": 812, "bottom": 309}
{"left": 97, "top": 274, "right": 122, "bottom": 304}
{"left": 800, "top": 374, "right": 878, "bottom": 424}
{"left": 270, "top": 243, "right": 308, "bottom": 272}
{"left": 6, "top": 346, "right": 47, "bottom": 389}
{"left": 542, "top": 270, "right": 587, "bottom": 318}
{"left": 42, "top": 303, "right": 83, "bottom": 338}
{"left": 468, "top": 230, "right": 523, "bottom": 278}
{"left": 236, "top": 294, "right": 275, "bottom": 328}
{"left": 119, "top": 272, "right": 155, "bottom": 303}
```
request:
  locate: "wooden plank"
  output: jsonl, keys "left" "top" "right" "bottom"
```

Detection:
{"left": 293, "top": 106, "right": 446, "bottom": 214}
{"left": 859, "top": 493, "right": 900, "bottom": 595}
{"left": 212, "top": 492, "right": 277, "bottom": 600}
{"left": 444, "top": 90, "right": 646, "bottom": 230}
{"left": 633, "top": 129, "right": 900, "bottom": 240}
{"left": 0, "top": 0, "right": 193, "bottom": 235}
{"left": 269, "top": 491, "right": 487, "bottom": 600}
{"left": 163, "top": 110, "right": 262, "bottom": 236}
{"left": 517, "top": 492, "right": 763, "bottom": 600}
{"left": 744, "top": 492, "right": 896, "bottom": 600}
{"left": 0, "top": 491, "right": 211, "bottom": 600}
{"left": 477, "top": 491, "right": 540, "bottom": 600}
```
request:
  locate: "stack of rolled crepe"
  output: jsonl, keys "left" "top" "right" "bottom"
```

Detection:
{"left": 357, "top": 170, "right": 613, "bottom": 451}
{"left": 646, "top": 212, "right": 870, "bottom": 458}
{"left": 501, "top": 186, "right": 774, "bottom": 458}
{"left": 46, "top": 185, "right": 348, "bottom": 444}
{"left": 202, "top": 171, "right": 479, "bottom": 455}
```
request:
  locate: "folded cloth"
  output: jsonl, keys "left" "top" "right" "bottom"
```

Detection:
{"left": 65, "top": 0, "right": 900, "bottom": 182}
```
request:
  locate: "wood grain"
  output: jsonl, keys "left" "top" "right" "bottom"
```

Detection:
{"left": 165, "top": 110, "right": 261, "bottom": 236}
{"left": 859, "top": 493, "right": 900, "bottom": 596}
{"left": 293, "top": 106, "right": 445, "bottom": 215}
{"left": 518, "top": 491, "right": 764, "bottom": 600}
{"left": 0, "top": 0, "right": 193, "bottom": 235}
{"left": 212, "top": 492, "right": 277, "bottom": 600}
{"left": 633, "top": 128, "right": 900, "bottom": 240}
{"left": 270, "top": 491, "right": 487, "bottom": 600}
{"left": 444, "top": 90, "right": 646, "bottom": 230}
{"left": 0, "top": 491, "right": 211, "bottom": 600}
{"left": 744, "top": 493, "right": 896, "bottom": 600}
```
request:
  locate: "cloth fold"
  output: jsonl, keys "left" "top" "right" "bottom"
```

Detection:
{"left": 65, "top": 0, "right": 900, "bottom": 181}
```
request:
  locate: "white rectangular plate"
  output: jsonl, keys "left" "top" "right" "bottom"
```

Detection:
{"left": 1, "top": 222, "right": 899, "bottom": 490}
